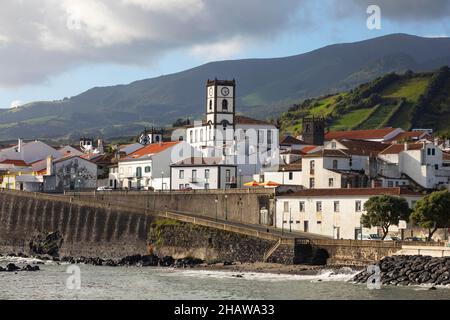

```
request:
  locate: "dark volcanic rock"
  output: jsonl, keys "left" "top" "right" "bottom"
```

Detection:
{"left": 352, "top": 255, "right": 450, "bottom": 287}
{"left": 6, "top": 263, "right": 20, "bottom": 272}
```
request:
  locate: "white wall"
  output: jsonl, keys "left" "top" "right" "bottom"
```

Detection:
{"left": 276, "top": 194, "right": 420, "bottom": 239}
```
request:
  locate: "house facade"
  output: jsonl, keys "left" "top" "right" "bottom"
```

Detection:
{"left": 276, "top": 188, "right": 422, "bottom": 239}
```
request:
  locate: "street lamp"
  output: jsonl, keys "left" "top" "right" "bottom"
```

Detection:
{"left": 224, "top": 194, "right": 228, "bottom": 220}
{"left": 214, "top": 198, "right": 218, "bottom": 222}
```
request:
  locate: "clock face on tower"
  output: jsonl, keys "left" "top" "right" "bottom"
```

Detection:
{"left": 221, "top": 87, "right": 230, "bottom": 96}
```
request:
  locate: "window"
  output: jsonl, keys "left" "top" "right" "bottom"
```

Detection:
{"left": 222, "top": 99, "right": 228, "bottom": 111}
{"left": 309, "top": 178, "right": 315, "bottom": 189}
{"left": 283, "top": 201, "right": 289, "bottom": 213}
{"left": 192, "top": 170, "right": 197, "bottom": 180}
{"left": 355, "top": 201, "right": 362, "bottom": 212}
{"left": 388, "top": 181, "right": 394, "bottom": 187}
{"left": 299, "top": 201, "right": 305, "bottom": 212}
{"left": 209, "top": 100, "right": 212, "bottom": 111}
{"left": 331, "top": 141, "right": 337, "bottom": 149}
{"left": 411, "top": 200, "right": 417, "bottom": 208}
{"left": 136, "top": 167, "right": 142, "bottom": 178}
{"left": 329, "top": 178, "right": 334, "bottom": 187}
{"left": 179, "top": 184, "right": 184, "bottom": 190}
{"left": 144, "top": 166, "right": 151, "bottom": 173}
{"left": 267, "top": 130, "right": 272, "bottom": 145}
{"left": 226, "top": 169, "right": 231, "bottom": 182}
{"left": 304, "top": 221, "right": 309, "bottom": 233}
{"left": 310, "top": 160, "right": 315, "bottom": 174}
{"left": 289, "top": 172, "right": 293, "bottom": 180}
{"left": 432, "top": 149, "right": 436, "bottom": 156}
{"left": 333, "top": 160, "right": 338, "bottom": 169}
{"left": 205, "top": 183, "right": 210, "bottom": 190}
{"left": 109, "top": 180, "right": 113, "bottom": 187}
{"left": 395, "top": 181, "right": 399, "bottom": 186}
{"left": 316, "top": 201, "right": 322, "bottom": 212}
{"left": 258, "top": 130, "right": 264, "bottom": 144}
{"left": 190, "top": 131, "right": 193, "bottom": 143}
{"left": 179, "top": 170, "right": 184, "bottom": 179}
{"left": 205, "top": 169, "right": 210, "bottom": 179}
{"left": 349, "top": 158, "right": 353, "bottom": 167}
{"left": 435, "top": 164, "right": 439, "bottom": 170}
{"left": 334, "top": 201, "right": 340, "bottom": 212}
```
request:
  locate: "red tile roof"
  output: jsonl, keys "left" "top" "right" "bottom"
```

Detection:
{"left": 303, "top": 149, "right": 350, "bottom": 158}
{"left": 124, "top": 142, "right": 180, "bottom": 160}
{"left": 0, "top": 159, "right": 28, "bottom": 166}
{"left": 338, "top": 139, "right": 387, "bottom": 156}
{"left": 443, "top": 152, "right": 450, "bottom": 161}
{"left": 325, "top": 128, "right": 399, "bottom": 141}
{"left": 280, "top": 136, "right": 306, "bottom": 145}
{"left": 379, "top": 143, "right": 423, "bottom": 155}
{"left": 301, "top": 146, "right": 319, "bottom": 154}
{"left": 278, "top": 187, "right": 421, "bottom": 197}
{"left": 235, "top": 116, "right": 273, "bottom": 126}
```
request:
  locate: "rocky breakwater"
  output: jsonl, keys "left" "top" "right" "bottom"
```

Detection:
{"left": 59, "top": 254, "right": 204, "bottom": 268}
{"left": 353, "top": 255, "right": 450, "bottom": 286}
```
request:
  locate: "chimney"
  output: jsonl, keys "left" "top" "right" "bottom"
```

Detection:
{"left": 404, "top": 142, "right": 408, "bottom": 151}
{"left": 46, "top": 155, "right": 53, "bottom": 176}
{"left": 371, "top": 180, "right": 376, "bottom": 188}
{"left": 434, "top": 137, "right": 439, "bottom": 146}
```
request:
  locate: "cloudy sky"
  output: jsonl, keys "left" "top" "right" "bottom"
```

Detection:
{"left": 0, "top": 0, "right": 449, "bottom": 108}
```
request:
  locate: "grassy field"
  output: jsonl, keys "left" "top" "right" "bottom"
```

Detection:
{"left": 331, "top": 108, "right": 373, "bottom": 131}
{"left": 381, "top": 76, "right": 430, "bottom": 102}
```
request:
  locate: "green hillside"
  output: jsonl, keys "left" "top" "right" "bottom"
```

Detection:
{"left": 0, "top": 34, "right": 450, "bottom": 141}
{"left": 279, "top": 66, "right": 450, "bottom": 136}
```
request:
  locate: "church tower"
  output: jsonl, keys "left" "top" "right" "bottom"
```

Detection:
{"left": 205, "top": 79, "right": 236, "bottom": 149}
{"left": 302, "top": 117, "right": 325, "bottom": 146}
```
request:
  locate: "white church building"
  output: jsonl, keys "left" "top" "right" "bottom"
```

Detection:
{"left": 175, "top": 79, "right": 280, "bottom": 188}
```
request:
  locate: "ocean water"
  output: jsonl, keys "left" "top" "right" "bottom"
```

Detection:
{"left": 0, "top": 256, "right": 449, "bottom": 300}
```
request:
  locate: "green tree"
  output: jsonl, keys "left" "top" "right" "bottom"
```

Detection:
{"left": 361, "top": 195, "right": 411, "bottom": 240}
{"left": 410, "top": 190, "right": 450, "bottom": 241}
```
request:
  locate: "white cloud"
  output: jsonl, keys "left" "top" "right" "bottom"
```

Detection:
{"left": 10, "top": 100, "right": 23, "bottom": 108}
{"left": 0, "top": 0, "right": 302, "bottom": 88}
{"left": 189, "top": 37, "right": 247, "bottom": 61}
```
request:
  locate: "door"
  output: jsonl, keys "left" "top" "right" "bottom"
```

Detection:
{"left": 303, "top": 221, "right": 309, "bottom": 233}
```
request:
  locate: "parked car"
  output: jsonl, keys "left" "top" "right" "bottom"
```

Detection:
{"left": 404, "top": 236, "right": 424, "bottom": 242}
{"left": 96, "top": 186, "right": 113, "bottom": 191}
{"left": 370, "top": 234, "right": 382, "bottom": 240}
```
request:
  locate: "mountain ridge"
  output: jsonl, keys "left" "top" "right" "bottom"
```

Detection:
{"left": 0, "top": 33, "right": 450, "bottom": 141}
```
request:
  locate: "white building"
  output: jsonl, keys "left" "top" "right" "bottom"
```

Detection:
{"left": 0, "top": 139, "right": 61, "bottom": 167}
{"left": 378, "top": 142, "right": 450, "bottom": 189}
{"left": 116, "top": 141, "right": 187, "bottom": 190}
{"left": 170, "top": 157, "right": 237, "bottom": 190}
{"left": 184, "top": 79, "right": 279, "bottom": 187}
{"left": 44, "top": 155, "right": 98, "bottom": 192}
{"left": 276, "top": 188, "right": 422, "bottom": 239}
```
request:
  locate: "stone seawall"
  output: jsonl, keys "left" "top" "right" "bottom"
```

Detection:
{"left": 0, "top": 192, "right": 152, "bottom": 258}
{"left": 149, "top": 219, "right": 280, "bottom": 263}
{"left": 67, "top": 190, "right": 275, "bottom": 226}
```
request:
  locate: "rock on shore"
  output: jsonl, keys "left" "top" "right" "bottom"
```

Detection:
{"left": 353, "top": 255, "right": 450, "bottom": 286}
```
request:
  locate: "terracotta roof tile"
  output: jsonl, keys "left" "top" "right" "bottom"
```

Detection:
{"left": 123, "top": 142, "right": 180, "bottom": 160}
{"left": 280, "top": 136, "right": 306, "bottom": 145}
{"left": 337, "top": 139, "right": 387, "bottom": 156}
{"left": 325, "top": 128, "right": 399, "bottom": 141}
{"left": 172, "top": 157, "right": 227, "bottom": 166}
{"left": 387, "top": 131, "right": 430, "bottom": 142}
{"left": 0, "top": 159, "right": 28, "bottom": 166}
{"left": 235, "top": 116, "right": 273, "bottom": 126}
{"left": 303, "top": 149, "right": 350, "bottom": 158}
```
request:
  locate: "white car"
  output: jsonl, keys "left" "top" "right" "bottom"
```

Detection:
{"left": 96, "top": 186, "right": 113, "bottom": 191}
